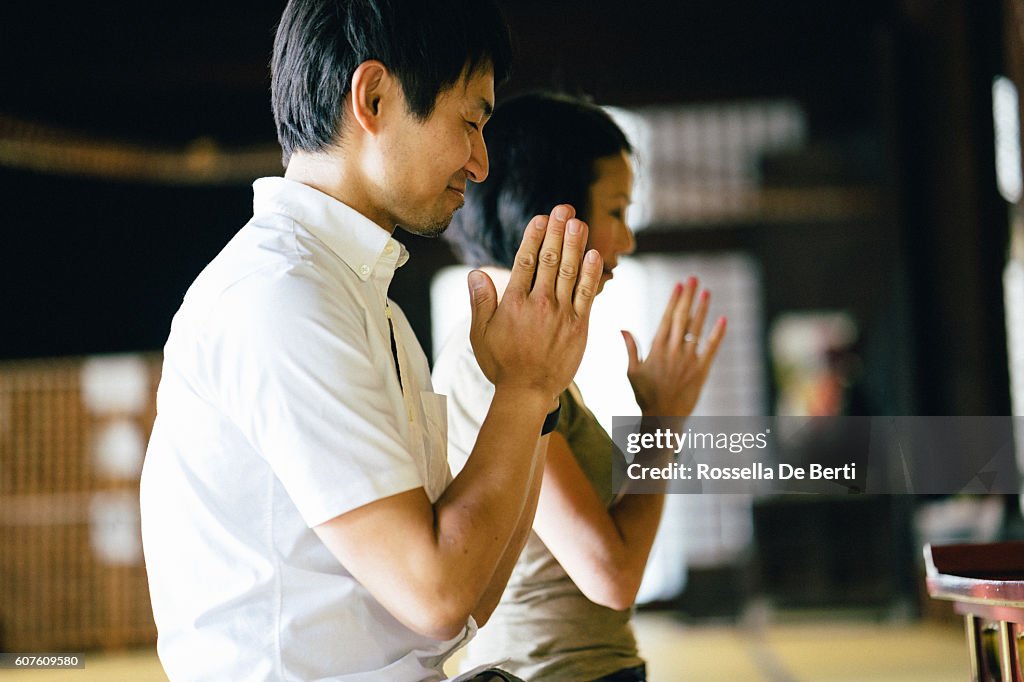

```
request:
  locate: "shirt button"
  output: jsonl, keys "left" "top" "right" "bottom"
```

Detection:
{"left": 359, "top": 264, "right": 370, "bottom": 277}
{"left": 384, "top": 244, "right": 395, "bottom": 255}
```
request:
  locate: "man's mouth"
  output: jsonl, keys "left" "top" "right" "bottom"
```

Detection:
{"left": 446, "top": 186, "right": 465, "bottom": 200}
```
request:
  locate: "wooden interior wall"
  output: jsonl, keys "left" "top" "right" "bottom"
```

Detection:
{"left": 888, "top": 0, "right": 1009, "bottom": 414}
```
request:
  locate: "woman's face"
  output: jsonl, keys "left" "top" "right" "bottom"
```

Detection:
{"left": 586, "top": 151, "right": 636, "bottom": 294}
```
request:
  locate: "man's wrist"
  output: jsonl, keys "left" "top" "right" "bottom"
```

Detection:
{"left": 492, "top": 384, "right": 555, "bottom": 416}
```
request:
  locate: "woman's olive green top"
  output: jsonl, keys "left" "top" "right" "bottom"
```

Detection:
{"left": 432, "top": 320, "right": 643, "bottom": 681}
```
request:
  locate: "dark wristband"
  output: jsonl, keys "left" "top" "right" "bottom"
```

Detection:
{"left": 541, "top": 402, "right": 561, "bottom": 436}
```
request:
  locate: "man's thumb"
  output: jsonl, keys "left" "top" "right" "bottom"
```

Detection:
{"left": 468, "top": 270, "right": 497, "bottom": 335}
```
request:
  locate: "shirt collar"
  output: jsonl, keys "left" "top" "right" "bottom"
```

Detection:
{"left": 251, "top": 177, "right": 409, "bottom": 282}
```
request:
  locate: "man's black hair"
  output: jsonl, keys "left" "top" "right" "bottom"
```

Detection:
{"left": 445, "top": 92, "right": 633, "bottom": 269}
{"left": 271, "top": 0, "right": 512, "bottom": 165}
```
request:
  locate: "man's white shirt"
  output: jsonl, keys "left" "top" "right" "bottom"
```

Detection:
{"left": 140, "top": 177, "right": 470, "bottom": 681}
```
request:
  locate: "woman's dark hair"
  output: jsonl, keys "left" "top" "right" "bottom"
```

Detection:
{"left": 445, "top": 92, "right": 632, "bottom": 269}
{"left": 271, "top": 0, "right": 512, "bottom": 165}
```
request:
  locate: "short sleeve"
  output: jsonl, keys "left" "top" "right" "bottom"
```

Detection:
{"left": 555, "top": 384, "right": 617, "bottom": 506}
{"left": 204, "top": 264, "right": 422, "bottom": 527}
{"left": 431, "top": 319, "right": 493, "bottom": 477}
{"left": 554, "top": 388, "right": 577, "bottom": 439}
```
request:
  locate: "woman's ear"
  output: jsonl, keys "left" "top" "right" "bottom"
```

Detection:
{"left": 348, "top": 60, "right": 392, "bottom": 135}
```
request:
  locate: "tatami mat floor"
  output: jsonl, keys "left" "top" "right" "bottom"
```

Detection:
{"left": 4, "top": 611, "right": 968, "bottom": 681}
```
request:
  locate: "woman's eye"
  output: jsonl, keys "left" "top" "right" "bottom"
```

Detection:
{"left": 465, "top": 120, "right": 479, "bottom": 131}
{"left": 610, "top": 209, "right": 624, "bottom": 220}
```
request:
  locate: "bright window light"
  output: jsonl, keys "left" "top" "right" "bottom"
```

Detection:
{"left": 993, "top": 75, "right": 1023, "bottom": 204}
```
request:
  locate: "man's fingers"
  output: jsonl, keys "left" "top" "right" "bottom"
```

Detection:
{"left": 532, "top": 204, "right": 574, "bottom": 296}
{"left": 668, "top": 277, "right": 698, "bottom": 347}
{"left": 699, "top": 316, "right": 728, "bottom": 372}
{"left": 572, "top": 249, "right": 603, "bottom": 318}
{"left": 506, "top": 215, "right": 548, "bottom": 297}
{"left": 554, "top": 218, "right": 588, "bottom": 304}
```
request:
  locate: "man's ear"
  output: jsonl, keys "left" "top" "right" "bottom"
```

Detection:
{"left": 349, "top": 60, "right": 393, "bottom": 135}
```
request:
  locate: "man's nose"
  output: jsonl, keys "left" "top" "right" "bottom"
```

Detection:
{"left": 465, "top": 135, "right": 489, "bottom": 183}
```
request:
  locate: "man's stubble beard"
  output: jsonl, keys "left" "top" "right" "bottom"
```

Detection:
{"left": 401, "top": 204, "right": 460, "bottom": 239}
{"left": 416, "top": 216, "right": 452, "bottom": 238}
